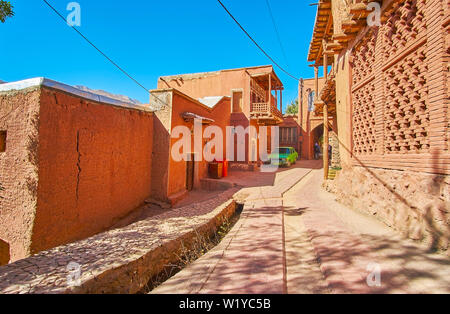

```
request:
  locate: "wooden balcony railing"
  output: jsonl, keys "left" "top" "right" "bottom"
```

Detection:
{"left": 250, "top": 102, "right": 283, "bottom": 122}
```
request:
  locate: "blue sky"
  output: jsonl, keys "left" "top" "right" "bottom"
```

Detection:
{"left": 1, "top": 0, "right": 317, "bottom": 110}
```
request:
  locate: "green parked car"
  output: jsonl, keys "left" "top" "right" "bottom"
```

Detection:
{"left": 268, "top": 147, "right": 298, "bottom": 167}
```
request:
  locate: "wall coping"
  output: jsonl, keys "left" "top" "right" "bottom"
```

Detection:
{"left": 0, "top": 77, "right": 152, "bottom": 113}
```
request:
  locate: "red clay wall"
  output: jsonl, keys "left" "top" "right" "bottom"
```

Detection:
{"left": 29, "top": 87, "right": 154, "bottom": 256}
{"left": 158, "top": 69, "right": 249, "bottom": 116}
{"left": 0, "top": 88, "right": 40, "bottom": 262}
{"left": 168, "top": 92, "right": 231, "bottom": 198}
{"left": 158, "top": 67, "right": 278, "bottom": 119}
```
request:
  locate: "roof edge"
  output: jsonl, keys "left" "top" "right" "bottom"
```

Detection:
{"left": 158, "top": 65, "right": 275, "bottom": 81}
{"left": 0, "top": 77, "right": 151, "bottom": 112}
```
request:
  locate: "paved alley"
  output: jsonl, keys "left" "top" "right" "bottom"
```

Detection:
{"left": 153, "top": 162, "right": 450, "bottom": 294}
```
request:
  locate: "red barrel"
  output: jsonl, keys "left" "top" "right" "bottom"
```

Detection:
{"left": 215, "top": 159, "right": 229, "bottom": 177}
{"left": 223, "top": 160, "right": 229, "bottom": 177}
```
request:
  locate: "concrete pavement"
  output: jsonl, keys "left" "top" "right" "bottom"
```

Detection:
{"left": 153, "top": 162, "right": 450, "bottom": 294}
{"left": 284, "top": 169, "right": 450, "bottom": 294}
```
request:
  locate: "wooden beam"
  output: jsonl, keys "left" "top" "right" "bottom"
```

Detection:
{"left": 314, "top": 11, "right": 333, "bottom": 65}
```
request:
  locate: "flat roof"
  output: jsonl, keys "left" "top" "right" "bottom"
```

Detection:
{"left": 159, "top": 65, "right": 275, "bottom": 81}
{"left": 0, "top": 77, "right": 152, "bottom": 112}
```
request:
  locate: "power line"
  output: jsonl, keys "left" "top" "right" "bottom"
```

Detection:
{"left": 216, "top": 0, "right": 300, "bottom": 81}
{"left": 265, "top": 0, "right": 289, "bottom": 68}
{"left": 41, "top": 0, "right": 149, "bottom": 93}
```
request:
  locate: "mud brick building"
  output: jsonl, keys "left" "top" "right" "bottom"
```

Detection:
{"left": 149, "top": 88, "right": 231, "bottom": 204}
{"left": 297, "top": 77, "right": 338, "bottom": 160}
{"left": 308, "top": 0, "right": 449, "bottom": 250}
{"left": 158, "top": 65, "right": 284, "bottom": 164}
{"left": 0, "top": 78, "right": 155, "bottom": 262}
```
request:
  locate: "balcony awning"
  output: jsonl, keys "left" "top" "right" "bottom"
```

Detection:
{"left": 308, "top": 0, "right": 385, "bottom": 64}
{"left": 181, "top": 112, "right": 214, "bottom": 124}
{"left": 307, "top": 0, "right": 334, "bottom": 65}
{"left": 314, "top": 74, "right": 336, "bottom": 115}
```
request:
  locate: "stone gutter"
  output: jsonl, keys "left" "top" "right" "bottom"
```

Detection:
{"left": 0, "top": 189, "right": 239, "bottom": 294}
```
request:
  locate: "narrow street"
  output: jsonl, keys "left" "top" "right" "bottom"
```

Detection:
{"left": 153, "top": 162, "right": 450, "bottom": 294}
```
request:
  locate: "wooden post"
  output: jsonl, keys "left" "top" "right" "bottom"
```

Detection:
{"left": 323, "top": 103, "right": 329, "bottom": 180}
{"left": 323, "top": 39, "right": 329, "bottom": 81}
{"left": 276, "top": 89, "right": 279, "bottom": 112}
{"left": 268, "top": 74, "right": 272, "bottom": 108}
{"left": 280, "top": 89, "right": 283, "bottom": 113}
{"left": 298, "top": 79, "right": 302, "bottom": 126}
{"left": 323, "top": 52, "right": 329, "bottom": 180}
{"left": 314, "top": 66, "right": 319, "bottom": 102}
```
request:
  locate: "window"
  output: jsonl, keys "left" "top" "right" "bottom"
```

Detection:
{"left": 0, "top": 131, "right": 6, "bottom": 153}
{"left": 280, "top": 128, "right": 297, "bottom": 144}
{"left": 232, "top": 91, "right": 243, "bottom": 113}
{"left": 308, "top": 91, "right": 315, "bottom": 112}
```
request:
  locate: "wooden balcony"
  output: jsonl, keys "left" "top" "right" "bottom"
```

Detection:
{"left": 250, "top": 102, "right": 284, "bottom": 125}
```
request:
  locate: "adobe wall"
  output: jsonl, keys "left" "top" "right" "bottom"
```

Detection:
{"left": 151, "top": 89, "right": 231, "bottom": 201}
{"left": 28, "top": 87, "right": 153, "bottom": 259}
{"left": 326, "top": 167, "right": 449, "bottom": 252}
{"left": 168, "top": 93, "right": 209, "bottom": 198}
{"left": 151, "top": 91, "right": 173, "bottom": 202}
{"left": 0, "top": 88, "right": 41, "bottom": 262}
{"left": 168, "top": 92, "right": 231, "bottom": 198}
{"left": 158, "top": 69, "right": 251, "bottom": 117}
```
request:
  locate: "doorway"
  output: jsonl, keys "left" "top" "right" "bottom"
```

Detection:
{"left": 186, "top": 154, "right": 195, "bottom": 191}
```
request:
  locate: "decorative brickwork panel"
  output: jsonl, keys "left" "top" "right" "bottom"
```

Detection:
{"left": 351, "top": 30, "right": 377, "bottom": 156}
{"left": 445, "top": 2, "right": 450, "bottom": 150}
{"left": 351, "top": 0, "right": 435, "bottom": 158}
{"left": 383, "top": 0, "right": 427, "bottom": 58}
{"left": 352, "top": 80, "right": 377, "bottom": 155}
{"left": 352, "top": 33, "right": 376, "bottom": 87}
{"left": 383, "top": 46, "right": 430, "bottom": 153}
